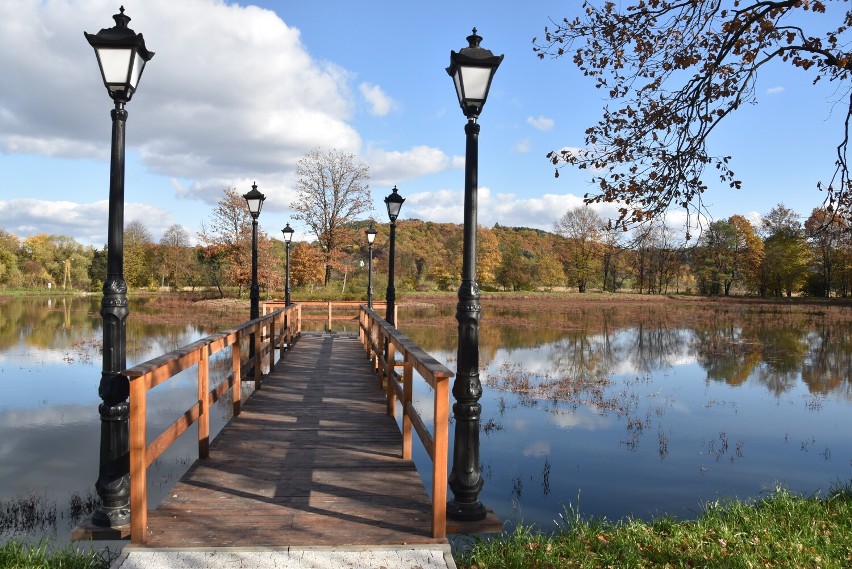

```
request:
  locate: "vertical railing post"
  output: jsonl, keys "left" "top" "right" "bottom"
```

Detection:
{"left": 269, "top": 315, "right": 276, "bottom": 373}
{"left": 433, "top": 376, "right": 449, "bottom": 538}
{"left": 284, "top": 309, "right": 289, "bottom": 352}
{"left": 198, "top": 344, "right": 210, "bottom": 459}
{"left": 253, "top": 324, "right": 262, "bottom": 389}
{"left": 327, "top": 301, "right": 332, "bottom": 331}
{"left": 402, "top": 357, "right": 413, "bottom": 459}
{"left": 385, "top": 340, "right": 396, "bottom": 416}
{"left": 232, "top": 339, "right": 241, "bottom": 417}
{"left": 128, "top": 376, "right": 147, "bottom": 545}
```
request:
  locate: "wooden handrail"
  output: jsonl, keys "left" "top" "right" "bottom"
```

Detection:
{"left": 358, "top": 305, "right": 454, "bottom": 539}
{"left": 124, "top": 303, "right": 301, "bottom": 545}
{"left": 266, "top": 300, "right": 395, "bottom": 329}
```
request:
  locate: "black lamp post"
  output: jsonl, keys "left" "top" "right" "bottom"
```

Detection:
{"left": 281, "top": 223, "right": 294, "bottom": 306}
{"left": 244, "top": 183, "right": 265, "bottom": 374}
{"left": 365, "top": 223, "right": 377, "bottom": 309}
{"left": 445, "top": 28, "right": 502, "bottom": 522}
{"left": 384, "top": 187, "right": 404, "bottom": 326}
{"left": 85, "top": 6, "right": 154, "bottom": 528}
{"left": 244, "top": 183, "right": 266, "bottom": 322}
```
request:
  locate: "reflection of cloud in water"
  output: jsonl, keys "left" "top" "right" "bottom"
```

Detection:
{"left": 484, "top": 349, "right": 552, "bottom": 376}
{"left": 667, "top": 399, "right": 692, "bottom": 414}
{"left": 548, "top": 409, "right": 612, "bottom": 430}
{"left": 509, "top": 418, "right": 529, "bottom": 432}
{"left": 0, "top": 404, "right": 93, "bottom": 429}
{"left": 523, "top": 441, "right": 550, "bottom": 457}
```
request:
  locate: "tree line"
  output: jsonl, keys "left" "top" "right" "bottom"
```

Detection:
{"left": 1, "top": 195, "right": 850, "bottom": 298}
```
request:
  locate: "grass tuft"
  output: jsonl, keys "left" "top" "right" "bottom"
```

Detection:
{"left": 456, "top": 484, "right": 852, "bottom": 568}
{"left": 0, "top": 539, "right": 113, "bottom": 569}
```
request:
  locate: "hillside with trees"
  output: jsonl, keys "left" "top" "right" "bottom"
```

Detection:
{"left": 1, "top": 195, "right": 851, "bottom": 299}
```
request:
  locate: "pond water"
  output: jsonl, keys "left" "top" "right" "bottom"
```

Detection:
{"left": 0, "top": 295, "right": 850, "bottom": 546}
{"left": 401, "top": 301, "right": 852, "bottom": 531}
{"left": 0, "top": 295, "right": 252, "bottom": 544}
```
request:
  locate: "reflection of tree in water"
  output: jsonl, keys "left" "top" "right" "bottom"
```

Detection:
{"left": 692, "top": 324, "right": 761, "bottom": 386}
{"left": 801, "top": 324, "right": 852, "bottom": 399}
{"left": 0, "top": 296, "right": 99, "bottom": 351}
{"left": 403, "top": 296, "right": 852, "bottom": 398}
{"left": 756, "top": 324, "right": 808, "bottom": 395}
{"left": 546, "top": 332, "right": 611, "bottom": 386}
{"left": 625, "top": 322, "right": 687, "bottom": 376}
{"left": 692, "top": 319, "right": 852, "bottom": 399}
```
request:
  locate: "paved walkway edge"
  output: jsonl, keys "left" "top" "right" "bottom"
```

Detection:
{"left": 111, "top": 544, "right": 458, "bottom": 569}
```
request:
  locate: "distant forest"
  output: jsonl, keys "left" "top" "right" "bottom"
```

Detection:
{"left": 1, "top": 201, "right": 850, "bottom": 299}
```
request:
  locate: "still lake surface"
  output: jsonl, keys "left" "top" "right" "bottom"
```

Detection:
{"left": 1, "top": 295, "right": 850, "bottom": 545}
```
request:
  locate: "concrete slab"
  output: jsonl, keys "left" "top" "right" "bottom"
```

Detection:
{"left": 111, "top": 544, "right": 457, "bottom": 569}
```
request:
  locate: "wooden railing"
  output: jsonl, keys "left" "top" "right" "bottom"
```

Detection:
{"left": 266, "top": 300, "right": 394, "bottom": 331}
{"left": 123, "top": 303, "right": 301, "bottom": 544}
{"left": 358, "top": 305, "right": 453, "bottom": 538}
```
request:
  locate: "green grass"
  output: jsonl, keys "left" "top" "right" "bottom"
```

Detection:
{"left": 0, "top": 540, "right": 113, "bottom": 569}
{"left": 456, "top": 484, "right": 852, "bottom": 568}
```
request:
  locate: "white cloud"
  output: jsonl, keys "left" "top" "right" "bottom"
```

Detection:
{"left": 527, "top": 115, "right": 555, "bottom": 131}
{"left": 0, "top": 0, "right": 360, "bottom": 183}
{"left": 364, "top": 146, "right": 459, "bottom": 186}
{"left": 0, "top": 198, "right": 179, "bottom": 246}
{"left": 359, "top": 82, "right": 396, "bottom": 116}
{"left": 766, "top": 86, "right": 785, "bottom": 95}
{"left": 514, "top": 138, "right": 531, "bottom": 154}
{"left": 404, "top": 188, "right": 608, "bottom": 229}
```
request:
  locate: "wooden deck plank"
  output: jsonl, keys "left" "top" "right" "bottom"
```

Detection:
{"left": 142, "top": 334, "right": 445, "bottom": 547}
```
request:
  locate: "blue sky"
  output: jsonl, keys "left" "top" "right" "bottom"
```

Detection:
{"left": 0, "top": 0, "right": 846, "bottom": 246}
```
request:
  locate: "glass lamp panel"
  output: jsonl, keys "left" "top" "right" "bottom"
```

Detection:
{"left": 128, "top": 50, "right": 145, "bottom": 90}
{"left": 97, "top": 47, "right": 133, "bottom": 89}
{"left": 366, "top": 229, "right": 377, "bottom": 244}
{"left": 282, "top": 226, "right": 294, "bottom": 243}
{"left": 459, "top": 66, "right": 492, "bottom": 102}
{"left": 386, "top": 200, "right": 402, "bottom": 220}
{"left": 453, "top": 70, "right": 464, "bottom": 106}
{"left": 246, "top": 198, "right": 262, "bottom": 216}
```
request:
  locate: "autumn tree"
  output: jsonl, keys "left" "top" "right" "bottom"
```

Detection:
{"left": 439, "top": 225, "right": 503, "bottom": 289}
{"left": 289, "top": 242, "right": 325, "bottom": 288}
{"left": 554, "top": 206, "right": 603, "bottom": 292}
{"left": 629, "top": 220, "right": 685, "bottom": 293}
{"left": 20, "top": 234, "right": 93, "bottom": 290}
{"left": 158, "top": 224, "right": 194, "bottom": 290}
{"left": 198, "top": 188, "right": 251, "bottom": 296}
{"left": 0, "top": 229, "right": 21, "bottom": 288}
{"left": 291, "top": 148, "right": 371, "bottom": 286}
{"left": 535, "top": 1, "right": 852, "bottom": 229}
{"left": 760, "top": 203, "right": 809, "bottom": 296}
{"left": 728, "top": 214, "right": 765, "bottom": 293}
{"left": 600, "top": 223, "right": 626, "bottom": 291}
{"left": 497, "top": 249, "right": 535, "bottom": 291}
{"left": 693, "top": 220, "right": 739, "bottom": 295}
{"left": 804, "top": 207, "right": 848, "bottom": 296}
{"left": 535, "top": 253, "right": 566, "bottom": 290}
{"left": 125, "top": 220, "right": 153, "bottom": 289}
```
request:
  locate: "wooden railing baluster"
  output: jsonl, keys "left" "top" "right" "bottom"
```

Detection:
{"left": 122, "top": 304, "right": 300, "bottom": 545}
{"left": 357, "top": 305, "right": 454, "bottom": 539}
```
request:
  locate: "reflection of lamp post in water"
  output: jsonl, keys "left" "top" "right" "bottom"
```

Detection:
{"left": 85, "top": 6, "right": 154, "bottom": 528}
{"left": 445, "top": 28, "right": 502, "bottom": 522}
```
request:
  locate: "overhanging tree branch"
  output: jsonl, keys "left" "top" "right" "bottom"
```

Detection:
{"left": 535, "top": 0, "right": 852, "bottom": 231}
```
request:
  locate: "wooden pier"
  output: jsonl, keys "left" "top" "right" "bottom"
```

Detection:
{"left": 73, "top": 303, "right": 500, "bottom": 548}
{"left": 143, "top": 333, "right": 443, "bottom": 546}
